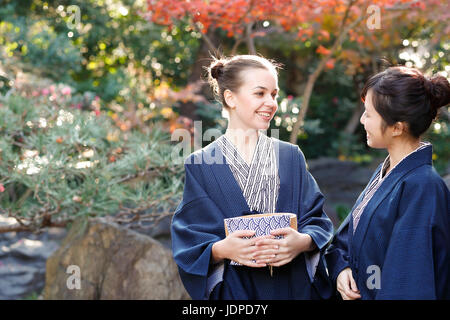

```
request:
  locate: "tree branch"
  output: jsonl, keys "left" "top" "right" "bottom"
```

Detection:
{"left": 0, "top": 219, "right": 68, "bottom": 233}
{"left": 245, "top": 23, "right": 256, "bottom": 55}
{"left": 192, "top": 23, "right": 219, "bottom": 54}
{"left": 290, "top": 1, "right": 366, "bottom": 143}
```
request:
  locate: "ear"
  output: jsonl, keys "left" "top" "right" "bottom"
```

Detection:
{"left": 392, "top": 121, "right": 407, "bottom": 137}
{"left": 223, "top": 89, "right": 236, "bottom": 109}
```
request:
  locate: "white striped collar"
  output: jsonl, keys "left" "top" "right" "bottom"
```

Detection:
{"left": 379, "top": 141, "right": 431, "bottom": 181}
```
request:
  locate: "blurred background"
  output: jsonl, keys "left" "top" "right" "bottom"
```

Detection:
{"left": 0, "top": 0, "right": 448, "bottom": 300}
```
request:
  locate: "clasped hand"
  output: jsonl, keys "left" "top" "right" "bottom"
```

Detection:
{"left": 217, "top": 228, "right": 314, "bottom": 268}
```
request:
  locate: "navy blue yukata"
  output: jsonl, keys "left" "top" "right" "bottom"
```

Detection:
{"left": 326, "top": 144, "right": 450, "bottom": 299}
{"left": 171, "top": 136, "right": 334, "bottom": 300}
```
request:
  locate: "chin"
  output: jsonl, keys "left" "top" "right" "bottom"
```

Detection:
{"left": 367, "top": 141, "right": 385, "bottom": 149}
{"left": 257, "top": 123, "right": 271, "bottom": 130}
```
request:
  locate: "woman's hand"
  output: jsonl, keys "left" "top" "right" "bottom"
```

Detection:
{"left": 252, "top": 228, "right": 316, "bottom": 267}
{"left": 211, "top": 230, "right": 270, "bottom": 268}
{"left": 336, "top": 268, "right": 361, "bottom": 300}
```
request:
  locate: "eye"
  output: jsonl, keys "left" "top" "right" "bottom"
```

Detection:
{"left": 255, "top": 92, "right": 264, "bottom": 97}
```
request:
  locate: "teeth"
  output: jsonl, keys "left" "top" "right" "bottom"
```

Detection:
{"left": 257, "top": 112, "right": 270, "bottom": 117}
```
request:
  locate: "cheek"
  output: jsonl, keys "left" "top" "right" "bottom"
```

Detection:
{"left": 366, "top": 119, "right": 377, "bottom": 131}
{"left": 242, "top": 96, "right": 258, "bottom": 110}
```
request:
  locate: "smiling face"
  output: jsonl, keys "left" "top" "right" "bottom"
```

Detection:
{"left": 360, "top": 89, "right": 390, "bottom": 149}
{"left": 225, "top": 68, "right": 279, "bottom": 132}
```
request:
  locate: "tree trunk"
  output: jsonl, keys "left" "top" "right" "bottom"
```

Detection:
{"left": 245, "top": 23, "right": 256, "bottom": 55}
{"left": 289, "top": 2, "right": 366, "bottom": 144}
{"left": 344, "top": 102, "right": 364, "bottom": 134}
{"left": 179, "top": 30, "right": 219, "bottom": 120}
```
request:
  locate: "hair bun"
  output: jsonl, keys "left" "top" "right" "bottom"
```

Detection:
{"left": 210, "top": 61, "right": 225, "bottom": 80}
{"left": 425, "top": 75, "right": 450, "bottom": 111}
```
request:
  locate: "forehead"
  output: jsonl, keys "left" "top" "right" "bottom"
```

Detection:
{"left": 364, "top": 89, "right": 375, "bottom": 110}
{"left": 239, "top": 68, "right": 278, "bottom": 90}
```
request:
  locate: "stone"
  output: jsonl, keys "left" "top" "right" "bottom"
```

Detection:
{"left": 308, "top": 157, "right": 374, "bottom": 226}
{"left": 0, "top": 215, "right": 66, "bottom": 299}
{"left": 9, "top": 239, "right": 60, "bottom": 261}
{"left": 444, "top": 174, "right": 450, "bottom": 190}
{"left": 0, "top": 263, "right": 45, "bottom": 299}
{"left": 44, "top": 217, "right": 189, "bottom": 300}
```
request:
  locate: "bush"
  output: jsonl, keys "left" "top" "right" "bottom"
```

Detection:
{"left": 0, "top": 87, "right": 184, "bottom": 233}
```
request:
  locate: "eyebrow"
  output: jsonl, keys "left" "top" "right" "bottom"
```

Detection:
{"left": 253, "top": 86, "right": 279, "bottom": 92}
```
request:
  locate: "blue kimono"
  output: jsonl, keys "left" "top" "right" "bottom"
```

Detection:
{"left": 326, "top": 144, "right": 450, "bottom": 299}
{"left": 171, "top": 137, "right": 334, "bottom": 300}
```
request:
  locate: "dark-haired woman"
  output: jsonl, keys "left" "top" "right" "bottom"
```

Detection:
{"left": 171, "top": 55, "right": 333, "bottom": 300}
{"left": 326, "top": 66, "right": 450, "bottom": 300}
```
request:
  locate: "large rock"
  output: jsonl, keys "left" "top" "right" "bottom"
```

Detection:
{"left": 44, "top": 217, "right": 189, "bottom": 300}
{"left": 308, "top": 157, "right": 376, "bottom": 227}
{"left": 0, "top": 215, "right": 66, "bottom": 300}
{"left": 444, "top": 174, "right": 450, "bottom": 190}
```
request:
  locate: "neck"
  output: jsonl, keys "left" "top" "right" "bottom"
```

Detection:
{"left": 224, "top": 125, "right": 260, "bottom": 164}
{"left": 386, "top": 137, "right": 421, "bottom": 170}
{"left": 225, "top": 126, "right": 260, "bottom": 147}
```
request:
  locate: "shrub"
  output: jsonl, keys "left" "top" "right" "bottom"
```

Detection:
{"left": 0, "top": 89, "right": 184, "bottom": 233}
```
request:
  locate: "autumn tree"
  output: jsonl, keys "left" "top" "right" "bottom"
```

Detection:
{"left": 145, "top": 0, "right": 447, "bottom": 143}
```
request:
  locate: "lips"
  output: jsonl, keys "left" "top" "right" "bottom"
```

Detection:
{"left": 255, "top": 109, "right": 274, "bottom": 121}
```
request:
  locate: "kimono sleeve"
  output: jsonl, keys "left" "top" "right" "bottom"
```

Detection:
{"left": 295, "top": 147, "right": 334, "bottom": 251}
{"left": 376, "top": 177, "right": 450, "bottom": 299}
{"left": 324, "top": 215, "right": 352, "bottom": 284}
{"left": 325, "top": 164, "right": 381, "bottom": 285}
{"left": 171, "top": 156, "right": 226, "bottom": 300}
{"left": 293, "top": 147, "right": 334, "bottom": 298}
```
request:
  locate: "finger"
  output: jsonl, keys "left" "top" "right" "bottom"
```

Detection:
{"left": 269, "top": 260, "right": 286, "bottom": 267}
{"left": 254, "top": 254, "right": 276, "bottom": 263}
{"left": 253, "top": 242, "right": 278, "bottom": 250}
{"left": 253, "top": 247, "right": 278, "bottom": 256}
{"left": 250, "top": 235, "right": 271, "bottom": 244}
{"left": 339, "top": 292, "right": 350, "bottom": 300}
{"left": 268, "top": 256, "right": 291, "bottom": 267}
{"left": 337, "top": 288, "right": 348, "bottom": 300}
{"left": 255, "top": 250, "right": 282, "bottom": 264}
{"left": 337, "top": 276, "right": 358, "bottom": 300}
{"left": 253, "top": 252, "right": 278, "bottom": 261}
{"left": 231, "top": 230, "right": 256, "bottom": 238}
{"left": 345, "top": 276, "right": 361, "bottom": 298}
{"left": 270, "top": 227, "right": 293, "bottom": 237}
{"left": 254, "top": 238, "right": 280, "bottom": 247}
{"left": 240, "top": 259, "right": 266, "bottom": 268}
{"left": 345, "top": 289, "right": 361, "bottom": 300}
{"left": 246, "top": 244, "right": 266, "bottom": 255}
{"left": 255, "top": 234, "right": 273, "bottom": 240}
{"left": 349, "top": 275, "right": 360, "bottom": 293}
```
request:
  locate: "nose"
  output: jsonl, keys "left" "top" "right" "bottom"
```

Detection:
{"left": 268, "top": 102, "right": 278, "bottom": 113}
{"left": 360, "top": 112, "right": 365, "bottom": 125}
{"left": 263, "top": 100, "right": 277, "bottom": 111}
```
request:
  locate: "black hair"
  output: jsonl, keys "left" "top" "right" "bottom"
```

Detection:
{"left": 361, "top": 66, "right": 450, "bottom": 137}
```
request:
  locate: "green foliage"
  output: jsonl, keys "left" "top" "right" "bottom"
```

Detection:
{"left": 0, "top": 0, "right": 201, "bottom": 103}
{"left": 424, "top": 118, "right": 450, "bottom": 175}
{"left": 0, "top": 0, "right": 448, "bottom": 224}
{"left": 22, "top": 291, "right": 41, "bottom": 300}
{"left": 194, "top": 101, "right": 227, "bottom": 146}
{"left": 0, "top": 89, "right": 184, "bottom": 232}
{"left": 268, "top": 71, "right": 365, "bottom": 161}
{"left": 335, "top": 203, "right": 351, "bottom": 225}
